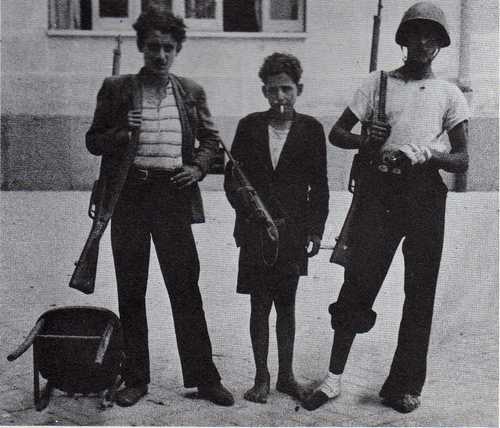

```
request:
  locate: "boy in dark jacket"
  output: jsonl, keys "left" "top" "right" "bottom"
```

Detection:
{"left": 85, "top": 6, "right": 233, "bottom": 408}
{"left": 224, "top": 52, "right": 329, "bottom": 403}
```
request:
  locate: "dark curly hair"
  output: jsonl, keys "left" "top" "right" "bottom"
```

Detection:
{"left": 133, "top": 5, "right": 187, "bottom": 52}
{"left": 258, "top": 52, "right": 303, "bottom": 84}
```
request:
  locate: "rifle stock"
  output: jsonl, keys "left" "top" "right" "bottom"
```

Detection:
{"left": 330, "top": 152, "right": 362, "bottom": 266}
{"left": 330, "top": 189, "right": 361, "bottom": 267}
{"left": 69, "top": 220, "right": 106, "bottom": 294}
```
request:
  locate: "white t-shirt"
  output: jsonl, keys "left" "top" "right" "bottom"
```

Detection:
{"left": 268, "top": 125, "right": 290, "bottom": 169}
{"left": 348, "top": 71, "right": 470, "bottom": 154}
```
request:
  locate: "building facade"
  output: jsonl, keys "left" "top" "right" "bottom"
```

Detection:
{"left": 1, "top": 0, "right": 498, "bottom": 190}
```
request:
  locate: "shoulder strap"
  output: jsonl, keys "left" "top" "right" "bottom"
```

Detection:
{"left": 377, "top": 70, "right": 387, "bottom": 122}
{"left": 377, "top": 71, "right": 387, "bottom": 121}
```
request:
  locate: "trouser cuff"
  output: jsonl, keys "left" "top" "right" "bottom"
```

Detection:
{"left": 329, "top": 302, "right": 377, "bottom": 333}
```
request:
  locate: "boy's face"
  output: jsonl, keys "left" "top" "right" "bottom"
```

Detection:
{"left": 262, "top": 72, "right": 302, "bottom": 116}
{"left": 141, "top": 30, "right": 178, "bottom": 77}
{"left": 405, "top": 21, "right": 440, "bottom": 66}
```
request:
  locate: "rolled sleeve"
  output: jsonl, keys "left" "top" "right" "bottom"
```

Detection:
{"left": 444, "top": 86, "right": 471, "bottom": 132}
{"left": 348, "top": 72, "right": 378, "bottom": 123}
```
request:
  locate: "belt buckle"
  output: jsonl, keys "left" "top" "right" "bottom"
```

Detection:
{"left": 135, "top": 168, "right": 149, "bottom": 181}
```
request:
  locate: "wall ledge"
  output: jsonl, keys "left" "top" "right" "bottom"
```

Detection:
{"left": 47, "top": 29, "right": 307, "bottom": 40}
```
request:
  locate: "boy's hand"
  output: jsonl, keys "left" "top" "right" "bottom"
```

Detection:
{"left": 127, "top": 110, "right": 142, "bottom": 130}
{"left": 398, "top": 144, "right": 432, "bottom": 165}
{"left": 171, "top": 165, "right": 203, "bottom": 188}
{"left": 363, "top": 119, "right": 391, "bottom": 148}
{"left": 306, "top": 234, "right": 321, "bottom": 257}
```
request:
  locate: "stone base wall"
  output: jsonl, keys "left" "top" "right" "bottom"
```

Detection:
{"left": 1, "top": 115, "right": 498, "bottom": 191}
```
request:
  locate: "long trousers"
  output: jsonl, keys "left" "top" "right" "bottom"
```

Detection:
{"left": 111, "top": 174, "right": 221, "bottom": 388}
{"left": 331, "top": 168, "right": 447, "bottom": 397}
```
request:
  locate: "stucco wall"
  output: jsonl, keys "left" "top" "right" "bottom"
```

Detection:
{"left": 1, "top": 0, "right": 498, "bottom": 190}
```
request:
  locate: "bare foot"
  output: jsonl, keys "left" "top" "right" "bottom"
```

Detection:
{"left": 243, "top": 379, "right": 270, "bottom": 404}
{"left": 276, "top": 378, "right": 311, "bottom": 401}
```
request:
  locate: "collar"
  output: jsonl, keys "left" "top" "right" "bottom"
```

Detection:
{"left": 265, "top": 108, "right": 297, "bottom": 123}
{"left": 138, "top": 67, "right": 170, "bottom": 87}
{"left": 390, "top": 66, "right": 435, "bottom": 82}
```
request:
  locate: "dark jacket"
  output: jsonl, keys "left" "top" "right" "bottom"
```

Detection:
{"left": 70, "top": 70, "right": 220, "bottom": 294}
{"left": 87, "top": 69, "right": 221, "bottom": 225}
{"left": 224, "top": 111, "right": 329, "bottom": 286}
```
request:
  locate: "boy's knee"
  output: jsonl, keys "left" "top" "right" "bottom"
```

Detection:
{"left": 329, "top": 302, "right": 377, "bottom": 333}
{"left": 250, "top": 293, "right": 273, "bottom": 316}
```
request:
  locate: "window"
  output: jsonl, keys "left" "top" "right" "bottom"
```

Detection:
{"left": 262, "top": 0, "right": 304, "bottom": 32}
{"left": 48, "top": 0, "right": 305, "bottom": 33}
{"left": 91, "top": 0, "right": 142, "bottom": 31}
{"left": 173, "top": 0, "right": 223, "bottom": 32}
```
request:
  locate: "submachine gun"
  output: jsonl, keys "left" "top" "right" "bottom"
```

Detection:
{"left": 222, "top": 141, "right": 280, "bottom": 266}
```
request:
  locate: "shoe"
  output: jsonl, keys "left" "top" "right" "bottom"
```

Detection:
{"left": 302, "top": 372, "right": 341, "bottom": 411}
{"left": 302, "top": 390, "right": 330, "bottom": 411}
{"left": 381, "top": 393, "right": 421, "bottom": 413}
{"left": 115, "top": 385, "right": 148, "bottom": 407}
{"left": 198, "top": 382, "right": 234, "bottom": 406}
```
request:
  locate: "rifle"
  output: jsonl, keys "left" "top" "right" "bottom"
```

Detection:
{"left": 69, "top": 36, "right": 122, "bottom": 294}
{"left": 330, "top": 0, "right": 384, "bottom": 267}
{"left": 87, "top": 35, "right": 121, "bottom": 221}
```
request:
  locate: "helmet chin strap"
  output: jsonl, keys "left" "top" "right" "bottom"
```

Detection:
{"left": 400, "top": 46, "right": 408, "bottom": 62}
{"left": 400, "top": 46, "right": 440, "bottom": 66}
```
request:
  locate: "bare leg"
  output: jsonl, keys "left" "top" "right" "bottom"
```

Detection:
{"left": 302, "top": 330, "right": 355, "bottom": 410}
{"left": 274, "top": 276, "right": 308, "bottom": 400}
{"left": 244, "top": 291, "right": 273, "bottom": 403}
{"left": 329, "top": 330, "right": 355, "bottom": 374}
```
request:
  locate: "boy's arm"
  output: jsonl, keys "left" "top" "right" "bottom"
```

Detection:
{"left": 429, "top": 120, "right": 469, "bottom": 173}
{"left": 86, "top": 78, "right": 129, "bottom": 156}
{"left": 307, "top": 120, "right": 330, "bottom": 256}
{"left": 329, "top": 107, "right": 390, "bottom": 150}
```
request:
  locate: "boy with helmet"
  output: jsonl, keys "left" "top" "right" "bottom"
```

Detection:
{"left": 303, "top": 2, "right": 470, "bottom": 413}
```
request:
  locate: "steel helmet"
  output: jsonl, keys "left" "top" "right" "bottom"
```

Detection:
{"left": 396, "top": 2, "right": 451, "bottom": 48}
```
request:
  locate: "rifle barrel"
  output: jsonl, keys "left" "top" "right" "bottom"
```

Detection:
{"left": 112, "top": 35, "right": 122, "bottom": 76}
{"left": 369, "top": 0, "right": 383, "bottom": 72}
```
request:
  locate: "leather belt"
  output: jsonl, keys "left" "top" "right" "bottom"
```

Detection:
{"left": 129, "top": 167, "right": 176, "bottom": 181}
